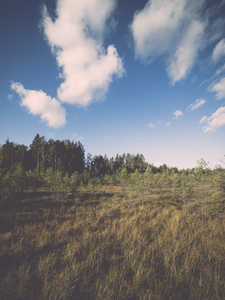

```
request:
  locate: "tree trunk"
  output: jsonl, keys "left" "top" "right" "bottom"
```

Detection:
{"left": 37, "top": 151, "right": 39, "bottom": 172}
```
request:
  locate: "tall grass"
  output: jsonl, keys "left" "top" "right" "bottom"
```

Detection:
{"left": 0, "top": 186, "right": 225, "bottom": 299}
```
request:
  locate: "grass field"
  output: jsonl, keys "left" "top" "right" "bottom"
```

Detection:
{"left": 0, "top": 186, "right": 225, "bottom": 300}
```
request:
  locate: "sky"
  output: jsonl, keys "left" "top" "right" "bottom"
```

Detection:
{"left": 1, "top": 0, "right": 225, "bottom": 169}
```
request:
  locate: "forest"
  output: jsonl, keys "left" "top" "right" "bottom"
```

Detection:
{"left": 0, "top": 134, "right": 225, "bottom": 299}
{"left": 0, "top": 133, "right": 171, "bottom": 201}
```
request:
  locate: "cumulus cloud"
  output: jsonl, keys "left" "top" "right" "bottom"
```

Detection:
{"left": 130, "top": 0, "right": 205, "bottom": 84}
{"left": 11, "top": 82, "right": 66, "bottom": 128}
{"left": 42, "top": 0, "right": 124, "bottom": 107}
{"left": 212, "top": 38, "right": 225, "bottom": 62}
{"left": 200, "top": 106, "right": 225, "bottom": 132}
{"left": 211, "top": 77, "right": 225, "bottom": 100}
{"left": 188, "top": 98, "right": 206, "bottom": 111}
{"left": 173, "top": 110, "right": 183, "bottom": 119}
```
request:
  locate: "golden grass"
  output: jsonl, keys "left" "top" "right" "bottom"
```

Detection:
{"left": 0, "top": 186, "right": 225, "bottom": 299}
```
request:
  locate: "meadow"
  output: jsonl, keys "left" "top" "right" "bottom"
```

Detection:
{"left": 1, "top": 180, "right": 225, "bottom": 300}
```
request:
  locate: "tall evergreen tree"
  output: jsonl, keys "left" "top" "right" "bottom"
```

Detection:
{"left": 30, "top": 134, "right": 45, "bottom": 172}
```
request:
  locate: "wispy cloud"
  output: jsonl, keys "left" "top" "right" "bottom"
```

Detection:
{"left": 130, "top": 0, "right": 206, "bottom": 84}
{"left": 167, "top": 20, "right": 204, "bottom": 84}
{"left": 211, "top": 77, "right": 225, "bottom": 100}
{"left": 147, "top": 122, "right": 156, "bottom": 129}
{"left": 212, "top": 38, "right": 225, "bottom": 62}
{"left": 42, "top": 0, "right": 124, "bottom": 107}
{"left": 173, "top": 110, "right": 183, "bottom": 119}
{"left": 11, "top": 82, "right": 66, "bottom": 128}
{"left": 200, "top": 106, "right": 225, "bottom": 132}
{"left": 215, "top": 63, "right": 225, "bottom": 77}
{"left": 131, "top": 0, "right": 187, "bottom": 60}
{"left": 147, "top": 120, "right": 164, "bottom": 128}
{"left": 188, "top": 98, "right": 206, "bottom": 111}
{"left": 199, "top": 115, "right": 207, "bottom": 124}
{"left": 72, "top": 132, "right": 83, "bottom": 141}
{"left": 165, "top": 121, "right": 171, "bottom": 126}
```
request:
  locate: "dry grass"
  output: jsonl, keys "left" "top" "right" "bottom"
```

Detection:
{"left": 0, "top": 186, "right": 225, "bottom": 299}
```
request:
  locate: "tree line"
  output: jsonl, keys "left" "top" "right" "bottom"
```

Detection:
{"left": 0, "top": 134, "right": 85, "bottom": 175}
{"left": 0, "top": 134, "right": 225, "bottom": 214}
{"left": 0, "top": 134, "right": 152, "bottom": 197}
{"left": 0, "top": 133, "right": 166, "bottom": 181}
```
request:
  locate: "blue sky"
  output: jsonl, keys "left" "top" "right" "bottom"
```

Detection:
{"left": 1, "top": 0, "right": 225, "bottom": 169}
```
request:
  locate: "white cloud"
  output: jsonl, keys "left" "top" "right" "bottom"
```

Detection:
{"left": 8, "top": 94, "right": 13, "bottom": 101}
{"left": 199, "top": 115, "right": 207, "bottom": 124}
{"left": 215, "top": 63, "right": 225, "bottom": 76}
{"left": 42, "top": 0, "right": 124, "bottom": 107}
{"left": 165, "top": 121, "right": 171, "bottom": 126}
{"left": 130, "top": 0, "right": 205, "bottom": 84}
{"left": 188, "top": 98, "right": 206, "bottom": 111}
{"left": 173, "top": 110, "right": 183, "bottom": 119}
{"left": 212, "top": 38, "right": 225, "bottom": 62}
{"left": 147, "top": 120, "right": 164, "bottom": 128}
{"left": 200, "top": 63, "right": 225, "bottom": 88}
{"left": 211, "top": 77, "right": 225, "bottom": 100}
{"left": 11, "top": 82, "right": 66, "bottom": 128}
{"left": 131, "top": 0, "right": 187, "bottom": 60}
{"left": 72, "top": 132, "right": 83, "bottom": 141}
{"left": 167, "top": 20, "right": 204, "bottom": 84}
{"left": 147, "top": 122, "right": 156, "bottom": 128}
{"left": 200, "top": 106, "right": 225, "bottom": 132}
